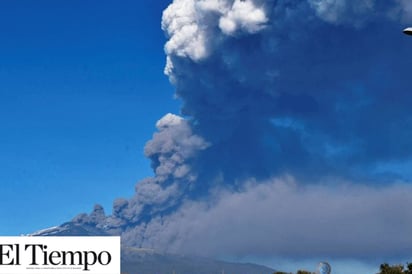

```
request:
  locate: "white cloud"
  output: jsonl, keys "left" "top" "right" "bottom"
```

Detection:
{"left": 219, "top": 0, "right": 268, "bottom": 35}
{"left": 162, "top": 0, "right": 210, "bottom": 61}
{"left": 162, "top": 0, "right": 268, "bottom": 66}
{"left": 309, "top": 0, "right": 375, "bottom": 26}
{"left": 161, "top": 0, "right": 227, "bottom": 62}
{"left": 156, "top": 113, "right": 184, "bottom": 129}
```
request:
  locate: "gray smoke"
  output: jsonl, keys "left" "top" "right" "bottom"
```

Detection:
{"left": 73, "top": 0, "right": 412, "bottom": 261}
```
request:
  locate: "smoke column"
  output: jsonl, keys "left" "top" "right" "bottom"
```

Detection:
{"left": 73, "top": 0, "right": 412, "bottom": 262}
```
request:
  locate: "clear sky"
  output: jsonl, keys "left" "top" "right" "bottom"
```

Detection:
{"left": 0, "top": 0, "right": 179, "bottom": 235}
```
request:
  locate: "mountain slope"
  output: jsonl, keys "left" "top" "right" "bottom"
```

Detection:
{"left": 31, "top": 224, "right": 276, "bottom": 274}
{"left": 122, "top": 247, "right": 275, "bottom": 274}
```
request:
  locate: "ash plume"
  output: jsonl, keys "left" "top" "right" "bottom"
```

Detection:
{"left": 71, "top": 0, "right": 412, "bottom": 262}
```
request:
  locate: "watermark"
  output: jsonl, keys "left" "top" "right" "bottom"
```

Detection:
{"left": 0, "top": 236, "right": 120, "bottom": 274}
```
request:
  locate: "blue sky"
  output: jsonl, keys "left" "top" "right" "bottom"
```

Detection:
{"left": 0, "top": 0, "right": 178, "bottom": 235}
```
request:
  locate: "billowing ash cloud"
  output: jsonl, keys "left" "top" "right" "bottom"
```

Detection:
{"left": 162, "top": 0, "right": 268, "bottom": 63}
{"left": 122, "top": 178, "right": 412, "bottom": 258}
{"left": 162, "top": 0, "right": 412, "bottom": 181}
{"left": 72, "top": 0, "right": 412, "bottom": 261}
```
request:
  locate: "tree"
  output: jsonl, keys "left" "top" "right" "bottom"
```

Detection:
{"left": 404, "top": 263, "right": 412, "bottom": 274}
{"left": 379, "top": 263, "right": 405, "bottom": 274}
{"left": 274, "top": 270, "right": 313, "bottom": 274}
{"left": 297, "top": 270, "right": 313, "bottom": 274}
